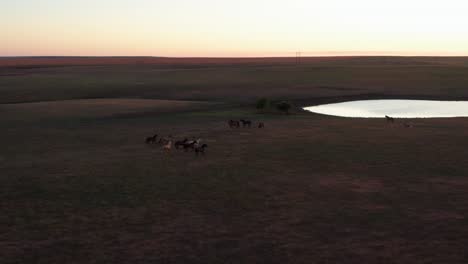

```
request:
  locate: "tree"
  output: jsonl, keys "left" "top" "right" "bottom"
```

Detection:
{"left": 276, "top": 101, "right": 292, "bottom": 114}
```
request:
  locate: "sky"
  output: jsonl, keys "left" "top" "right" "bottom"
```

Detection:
{"left": 2, "top": 0, "right": 468, "bottom": 57}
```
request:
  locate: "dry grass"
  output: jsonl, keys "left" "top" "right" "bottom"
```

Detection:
{"left": 0, "top": 99, "right": 216, "bottom": 121}
{"left": 2, "top": 57, "right": 468, "bottom": 263}
{"left": 2, "top": 56, "right": 468, "bottom": 104}
{"left": 2, "top": 100, "right": 468, "bottom": 263}
{"left": 2, "top": 56, "right": 468, "bottom": 68}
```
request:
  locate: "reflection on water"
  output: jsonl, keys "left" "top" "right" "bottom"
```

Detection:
{"left": 304, "top": 100, "right": 468, "bottom": 118}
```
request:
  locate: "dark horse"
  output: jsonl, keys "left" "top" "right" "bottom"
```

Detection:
{"left": 258, "top": 122, "right": 265, "bottom": 128}
{"left": 175, "top": 138, "right": 188, "bottom": 149}
{"left": 195, "top": 144, "right": 208, "bottom": 155}
{"left": 183, "top": 141, "right": 197, "bottom": 151}
{"left": 228, "top": 120, "right": 240, "bottom": 128}
{"left": 385, "top": 115, "right": 395, "bottom": 123}
{"left": 240, "top": 119, "right": 252, "bottom": 128}
{"left": 145, "top": 134, "right": 158, "bottom": 144}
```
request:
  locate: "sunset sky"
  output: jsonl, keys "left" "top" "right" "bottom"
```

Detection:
{"left": 2, "top": 0, "right": 468, "bottom": 57}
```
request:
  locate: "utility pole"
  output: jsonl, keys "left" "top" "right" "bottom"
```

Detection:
{"left": 296, "top": 51, "right": 302, "bottom": 65}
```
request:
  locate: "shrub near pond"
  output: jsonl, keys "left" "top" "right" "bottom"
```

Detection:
{"left": 276, "top": 101, "right": 292, "bottom": 114}
{"left": 256, "top": 98, "right": 295, "bottom": 115}
{"left": 256, "top": 98, "right": 271, "bottom": 112}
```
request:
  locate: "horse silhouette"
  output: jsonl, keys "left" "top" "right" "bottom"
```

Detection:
{"left": 385, "top": 115, "right": 395, "bottom": 123}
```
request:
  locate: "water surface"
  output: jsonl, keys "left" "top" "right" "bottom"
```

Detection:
{"left": 304, "top": 100, "right": 468, "bottom": 118}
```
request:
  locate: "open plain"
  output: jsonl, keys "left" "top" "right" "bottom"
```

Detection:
{"left": 2, "top": 57, "right": 468, "bottom": 263}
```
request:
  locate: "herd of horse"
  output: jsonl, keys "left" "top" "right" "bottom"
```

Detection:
{"left": 145, "top": 119, "right": 265, "bottom": 155}
{"left": 229, "top": 119, "right": 264, "bottom": 129}
{"left": 145, "top": 134, "right": 208, "bottom": 155}
{"left": 145, "top": 115, "right": 410, "bottom": 155}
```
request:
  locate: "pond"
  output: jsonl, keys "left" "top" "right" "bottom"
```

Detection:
{"left": 304, "top": 100, "right": 468, "bottom": 118}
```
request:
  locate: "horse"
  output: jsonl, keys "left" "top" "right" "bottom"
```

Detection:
{"left": 195, "top": 144, "right": 208, "bottom": 155}
{"left": 175, "top": 138, "right": 188, "bottom": 149}
{"left": 163, "top": 140, "right": 172, "bottom": 151}
{"left": 229, "top": 120, "right": 240, "bottom": 128}
{"left": 183, "top": 141, "right": 197, "bottom": 151}
{"left": 145, "top": 134, "right": 158, "bottom": 144}
{"left": 240, "top": 119, "right": 252, "bottom": 128}
{"left": 182, "top": 138, "right": 202, "bottom": 151}
{"left": 385, "top": 115, "right": 395, "bottom": 123}
{"left": 258, "top": 122, "right": 265, "bottom": 128}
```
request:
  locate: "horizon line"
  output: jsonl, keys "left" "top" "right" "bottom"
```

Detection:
{"left": 2, "top": 55, "right": 468, "bottom": 58}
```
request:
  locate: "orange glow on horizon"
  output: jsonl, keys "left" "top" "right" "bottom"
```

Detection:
{"left": 2, "top": 0, "right": 468, "bottom": 57}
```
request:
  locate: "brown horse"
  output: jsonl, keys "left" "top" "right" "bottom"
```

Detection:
{"left": 163, "top": 140, "right": 172, "bottom": 151}
{"left": 258, "top": 122, "right": 265, "bottom": 128}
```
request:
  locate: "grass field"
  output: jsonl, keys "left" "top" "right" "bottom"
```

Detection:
{"left": 2, "top": 57, "right": 468, "bottom": 263}
{"left": 2, "top": 56, "right": 468, "bottom": 104}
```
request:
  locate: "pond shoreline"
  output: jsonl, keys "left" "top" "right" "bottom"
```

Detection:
{"left": 294, "top": 93, "right": 468, "bottom": 108}
{"left": 303, "top": 98, "right": 468, "bottom": 118}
